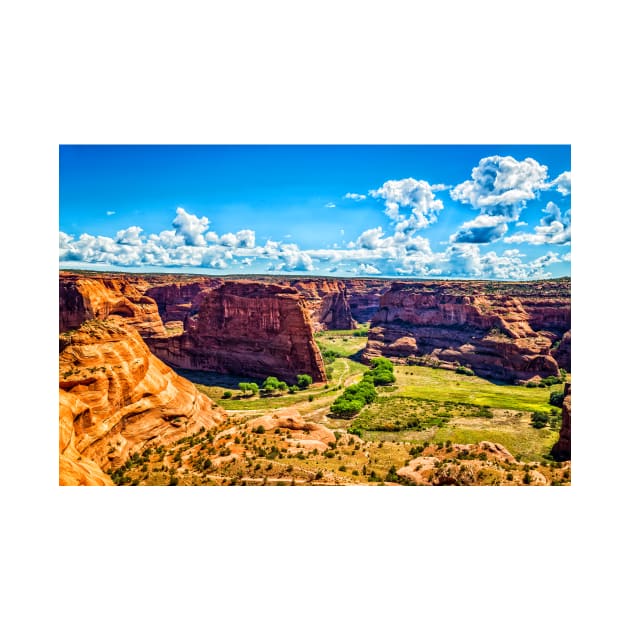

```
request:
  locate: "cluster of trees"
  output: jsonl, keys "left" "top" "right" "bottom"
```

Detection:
{"left": 229, "top": 374, "right": 314, "bottom": 398}
{"left": 330, "top": 358, "right": 395, "bottom": 418}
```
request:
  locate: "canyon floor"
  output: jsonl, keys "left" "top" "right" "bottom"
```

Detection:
{"left": 108, "top": 329, "right": 571, "bottom": 486}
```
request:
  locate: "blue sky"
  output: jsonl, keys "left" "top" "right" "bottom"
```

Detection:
{"left": 59, "top": 145, "right": 570, "bottom": 279}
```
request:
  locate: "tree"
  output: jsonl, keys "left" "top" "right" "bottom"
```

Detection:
{"left": 297, "top": 374, "right": 313, "bottom": 389}
{"left": 549, "top": 391, "right": 565, "bottom": 408}
{"left": 239, "top": 382, "right": 259, "bottom": 396}
{"left": 531, "top": 411, "right": 550, "bottom": 429}
{"left": 262, "top": 376, "right": 287, "bottom": 394}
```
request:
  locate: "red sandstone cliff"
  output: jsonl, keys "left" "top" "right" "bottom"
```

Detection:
{"left": 145, "top": 278, "right": 222, "bottom": 323}
{"left": 59, "top": 272, "right": 166, "bottom": 337}
{"left": 147, "top": 281, "right": 327, "bottom": 384}
{"left": 59, "top": 318, "right": 226, "bottom": 485}
{"left": 364, "top": 280, "right": 570, "bottom": 382}
{"left": 288, "top": 279, "right": 357, "bottom": 330}
{"left": 551, "top": 383, "right": 571, "bottom": 461}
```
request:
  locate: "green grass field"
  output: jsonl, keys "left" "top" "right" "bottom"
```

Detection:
{"left": 393, "top": 365, "right": 563, "bottom": 413}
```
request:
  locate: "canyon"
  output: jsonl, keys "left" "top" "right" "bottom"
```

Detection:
{"left": 58, "top": 271, "right": 571, "bottom": 485}
{"left": 364, "top": 279, "right": 571, "bottom": 383}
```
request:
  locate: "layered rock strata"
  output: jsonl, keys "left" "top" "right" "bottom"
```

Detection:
{"left": 59, "top": 318, "right": 225, "bottom": 485}
{"left": 59, "top": 272, "right": 166, "bottom": 337}
{"left": 148, "top": 281, "right": 327, "bottom": 384}
{"left": 364, "top": 280, "right": 570, "bottom": 382}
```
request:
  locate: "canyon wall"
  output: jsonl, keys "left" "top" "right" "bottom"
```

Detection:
{"left": 364, "top": 280, "right": 570, "bottom": 382}
{"left": 551, "top": 383, "right": 571, "bottom": 461}
{"left": 59, "top": 272, "right": 166, "bottom": 337}
{"left": 59, "top": 318, "right": 226, "bottom": 485}
{"left": 147, "top": 281, "right": 327, "bottom": 384}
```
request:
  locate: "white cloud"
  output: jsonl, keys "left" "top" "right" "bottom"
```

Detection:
{"left": 451, "top": 156, "right": 549, "bottom": 219}
{"left": 505, "top": 202, "right": 571, "bottom": 245}
{"left": 106, "top": 211, "right": 116, "bottom": 216}
{"left": 172, "top": 207, "right": 210, "bottom": 246}
{"left": 325, "top": 202, "right": 336, "bottom": 208}
{"left": 344, "top": 193, "right": 366, "bottom": 201}
{"left": 357, "top": 263, "right": 381, "bottom": 275}
{"left": 551, "top": 171, "right": 571, "bottom": 196}
{"left": 562, "top": 252, "right": 571, "bottom": 262}
{"left": 115, "top": 226, "right": 143, "bottom": 245}
{"left": 430, "top": 184, "right": 450, "bottom": 191}
{"left": 516, "top": 221, "right": 528, "bottom": 227}
{"left": 370, "top": 178, "right": 443, "bottom": 228}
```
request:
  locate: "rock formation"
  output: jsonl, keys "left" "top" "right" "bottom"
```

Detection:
{"left": 145, "top": 278, "right": 222, "bottom": 323}
{"left": 147, "top": 281, "right": 327, "bottom": 384}
{"left": 59, "top": 318, "right": 226, "bottom": 485}
{"left": 343, "top": 279, "right": 390, "bottom": 323}
{"left": 552, "top": 330, "right": 571, "bottom": 372}
{"left": 288, "top": 279, "right": 357, "bottom": 330}
{"left": 551, "top": 383, "right": 571, "bottom": 461}
{"left": 59, "top": 272, "right": 166, "bottom": 337}
{"left": 364, "top": 279, "right": 570, "bottom": 382}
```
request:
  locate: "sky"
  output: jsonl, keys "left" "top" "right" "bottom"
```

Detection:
{"left": 59, "top": 145, "right": 571, "bottom": 279}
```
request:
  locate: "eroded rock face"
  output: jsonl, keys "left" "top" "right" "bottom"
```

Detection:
{"left": 59, "top": 318, "right": 226, "bottom": 484}
{"left": 148, "top": 281, "right": 327, "bottom": 384}
{"left": 551, "top": 383, "right": 571, "bottom": 461}
{"left": 364, "top": 279, "right": 570, "bottom": 382}
{"left": 288, "top": 279, "right": 357, "bottom": 331}
{"left": 552, "top": 330, "right": 571, "bottom": 372}
{"left": 59, "top": 272, "right": 166, "bottom": 337}
{"left": 145, "top": 278, "right": 222, "bottom": 323}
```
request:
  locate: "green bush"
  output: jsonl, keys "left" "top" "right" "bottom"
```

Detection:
{"left": 531, "top": 411, "right": 550, "bottom": 429}
{"left": 297, "top": 374, "right": 313, "bottom": 389}
{"left": 222, "top": 391, "right": 233, "bottom": 399}
{"left": 549, "top": 391, "right": 565, "bottom": 407}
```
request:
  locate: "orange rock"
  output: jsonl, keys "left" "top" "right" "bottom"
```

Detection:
{"left": 59, "top": 318, "right": 225, "bottom": 484}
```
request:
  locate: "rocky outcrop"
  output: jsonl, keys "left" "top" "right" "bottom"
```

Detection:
{"left": 364, "top": 280, "right": 570, "bottom": 382}
{"left": 551, "top": 383, "right": 571, "bottom": 461}
{"left": 148, "top": 281, "right": 327, "bottom": 384}
{"left": 59, "top": 272, "right": 166, "bottom": 337}
{"left": 288, "top": 279, "right": 357, "bottom": 330}
{"left": 552, "top": 330, "right": 571, "bottom": 372}
{"left": 59, "top": 318, "right": 226, "bottom": 484}
{"left": 343, "top": 279, "right": 389, "bottom": 323}
{"left": 145, "top": 278, "right": 222, "bottom": 323}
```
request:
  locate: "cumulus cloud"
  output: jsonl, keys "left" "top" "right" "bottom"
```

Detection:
{"left": 370, "top": 178, "right": 443, "bottom": 229}
{"left": 516, "top": 221, "right": 528, "bottom": 227}
{"left": 325, "top": 202, "right": 336, "bottom": 208}
{"left": 172, "top": 207, "right": 210, "bottom": 246}
{"left": 551, "top": 171, "right": 571, "bottom": 196}
{"left": 450, "top": 215, "right": 508, "bottom": 244}
{"left": 451, "top": 156, "right": 549, "bottom": 220}
{"left": 60, "top": 203, "right": 568, "bottom": 280}
{"left": 357, "top": 263, "right": 381, "bottom": 275}
{"left": 505, "top": 202, "right": 571, "bottom": 245}
{"left": 115, "top": 226, "right": 143, "bottom": 245}
{"left": 344, "top": 193, "right": 366, "bottom": 201}
{"left": 106, "top": 211, "right": 116, "bottom": 216}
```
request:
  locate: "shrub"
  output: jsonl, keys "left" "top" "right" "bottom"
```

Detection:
{"left": 288, "top": 385, "right": 299, "bottom": 394}
{"left": 254, "top": 425, "right": 265, "bottom": 434}
{"left": 222, "top": 391, "right": 233, "bottom": 399}
{"left": 549, "top": 391, "right": 565, "bottom": 407}
{"left": 297, "top": 374, "right": 313, "bottom": 389}
{"left": 531, "top": 411, "right": 550, "bottom": 429}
